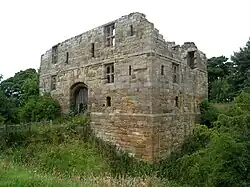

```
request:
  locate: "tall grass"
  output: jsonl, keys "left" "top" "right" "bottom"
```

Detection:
{"left": 0, "top": 159, "right": 183, "bottom": 187}
{"left": 0, "top": 114, "right": 187, "bottom": 186}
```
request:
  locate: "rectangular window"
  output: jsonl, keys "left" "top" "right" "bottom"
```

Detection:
{"left": 65, "top": 52, "right": 69, "bottom": 64}
{"left": 52, "top": 45, "right": 58, "bottom": 64}
{"left": 105, "top": 23, "right": 115, "bottom": 47}
{"left": 130, "top": 25, "right": 134, "bottom": 36}
{"left": 161, "top": 65, "right": 164, "bottom": 75}
{"left": 91, "top": 43, "right": 95, "bottom": 57}
{"left": 173, "top": 63, "right": 179, "bottom": 83}
{"left": 51, "top": 75, "right": 56, "bottom": 90}
{"left": 105, "top": 63, "right": 114, "bottom": 83}
{"left": 187, "top": 51, "right": 195, "bottom": 69}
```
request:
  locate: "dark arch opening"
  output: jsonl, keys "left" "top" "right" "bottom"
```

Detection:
{"left": 70, "top": 82, "right": 88, "bottom": 114}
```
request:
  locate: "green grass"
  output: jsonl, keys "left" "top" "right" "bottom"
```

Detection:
{"left": 2, "top": 139, "right": 107, "bottom": 178}
{"left": 0, "top": 159, "right": 183, "bottom": 187}
{"left": 0, "top": 160, "right": 73, "bottom": 187}
{"left": 0, "top": 118, "right": 186, "bottom": 186}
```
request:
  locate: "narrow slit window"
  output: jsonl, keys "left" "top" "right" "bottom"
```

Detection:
{"left": 130, "top": 25, "right": 134, "bottom": 36}
{"left": 129, "top": 65, "right": 132, "bottom": 75}
{"left": 106, "top": 96, "right": 111, "bottom": 107}
{"left": 65, "top": 52, "right": 69, "bottom": 64}
{"left": 161, "top": 65, "right": 164, "bottom": 75}
{"left": 172, "top": 63, "right": 179, "bottom": 83}
{"left": 175, "top": 96, "right": 179, "bottom": 108}
{"left": 91, "top": 43, "right": 95, "bottom": 57}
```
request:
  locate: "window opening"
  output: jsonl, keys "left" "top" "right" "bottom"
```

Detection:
{"left": 187, "top": 51, "right": 195, "bottom": 69}
{"left": 161, "top": 65, "right": 164, "bottom": 75}
{"left": 105, "top": 23, "right": 115, "bottom": 47}
{"left": 105, "top": 63, "right": 114, "bottom": 83}
{"left": 51, "top": 75, "right": 56, "bottom": 90}
{"left": 91, "top": 43, "right": 95, "bottom": 57}
{"left": 106, "top": 96, "right": 111, "bottom": 107}
{"left": 129, "top": 65, "right": 132, "bottom": 75}
{"left": 65, "top": 52, "right": 69, "bottom": 64}
{"left": 173, "top": 63, "right": 179, "bottom": 83}
{"left": 52, "top": 45, "right": 58, "bottom": 64}
{"left": 175, "top": 96, "right": 179, "bottom": 108}
{"left": 130, "top": 25, "right": 134, "bottom": 36}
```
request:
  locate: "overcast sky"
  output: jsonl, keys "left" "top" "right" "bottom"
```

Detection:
{"left": 0, "top": 0, "right": 249, "bottom": 79}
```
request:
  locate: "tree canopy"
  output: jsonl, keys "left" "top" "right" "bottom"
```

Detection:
{"left": 0, "top": 69, "right": 60, "bottom": 124}
{"left": 208, "top": 38, "right": 250, "bottom": 103}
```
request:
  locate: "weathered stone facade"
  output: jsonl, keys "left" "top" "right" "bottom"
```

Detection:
{"left": 39, "top": 12, "right": 208, "bottom": 162}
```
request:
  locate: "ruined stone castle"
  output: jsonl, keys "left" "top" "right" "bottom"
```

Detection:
{"left": 39, "top": 12, "right": 208, "bottom": 162}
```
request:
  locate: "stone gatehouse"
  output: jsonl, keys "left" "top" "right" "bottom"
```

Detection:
{"left": 39, "top": 12, "right": 208, "bottom": 162}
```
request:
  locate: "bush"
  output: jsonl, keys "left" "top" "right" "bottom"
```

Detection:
{"left": 200, "top": 99, "right": 220, "bottom": 128}
{"left": 18, "top": 94, "right": 61, "bottom": 123}
{"left": 155, "top": 93, "right": 250, "bottom": 186}
{"left": 155, "top": 125, "right": 212, "bottom": 181}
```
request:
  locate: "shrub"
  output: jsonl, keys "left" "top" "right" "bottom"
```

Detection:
{"left": 200, "top": 99, "right": 220, "bottom": 128}
{"left": 18, "top": 93, "right": 60, "bottom": 123}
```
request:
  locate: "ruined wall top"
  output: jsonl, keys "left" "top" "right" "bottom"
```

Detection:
{"left": 41, "top": 12, "right": 148, "bottom": 56}
{"left": 40, "top": 12, "right": 207, "bottom": 73}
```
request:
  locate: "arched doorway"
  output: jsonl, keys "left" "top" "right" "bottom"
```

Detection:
{"left": 70, "top": 82, "right": 88, "bottom": 113}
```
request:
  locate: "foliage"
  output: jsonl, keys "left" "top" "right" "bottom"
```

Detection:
{"left": 2, "top": 93, "right": 250, "bottom": 186}
{"left": 0, "top": 68, "right": 38, "bottom": 107}
{"left": 230, "top": 39, "right": 250, "bottom": 94}
{"left": 20, "top": 73, "right": 39, "bottom": 103}
{"left": 154, "top": 92, "right": 250, "bottom": 186}
{"left": 0, "top": 89, "right": 18, "bottom": 124}
{"left": 18, "top": 93, "right": 61, "bottom": 123}
{"left": 0, "top": 69, "right": 39, "bottom": 123}
{"left": 208, "top": 38, "right": 250, "bottom": 102}
{"left": 0, "top": 160, "right": 183, "bottom": 187}
{"left": 210, "top": 78, "right": 230, "bottom": 102}
{"left": 199, "top": 99, "right": 220, "bottom": 128}
{"left": 207, "top": 56, "right": 232, "bottom": 102}
{"left": 1, "top": 38, "right": 250, "bottom": 186}
{"left": 0, "top": 116, "right": 184, "bottom": 186}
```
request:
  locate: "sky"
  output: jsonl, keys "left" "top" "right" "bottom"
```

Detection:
{"left": 0, "top": 0, "right": 250, "bottom": 80}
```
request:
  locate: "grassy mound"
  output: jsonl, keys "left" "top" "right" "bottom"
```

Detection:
{"left": 0, "top": 115, "right": 185, "bottom": 186}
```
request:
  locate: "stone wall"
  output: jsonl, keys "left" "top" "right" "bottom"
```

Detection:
{"left": 39, "top": 12, "right": 208, "bottom": 162}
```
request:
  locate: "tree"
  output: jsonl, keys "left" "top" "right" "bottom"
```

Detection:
{"left": 200, "top": 99, "right": 220, "bottom": 128}
{"left": 163, "top": 93, "right": 250, "bottom": 186}
{"left": 0, "top": 68, "right": 38, "bottom": 107}
{"left": 207, "top": 56, "right": 233, "bottom": 102}
{"left": 18, "top": 93, "right": 61, "bottom": 123}
{"left": 230, "top": 39, "right": 250, "bottom": 95}
{"left": 0, "top": 89, "right": 17, "bottom": 124}
{"left": 210, "top": 78, "right": 230, "bottom": 102}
